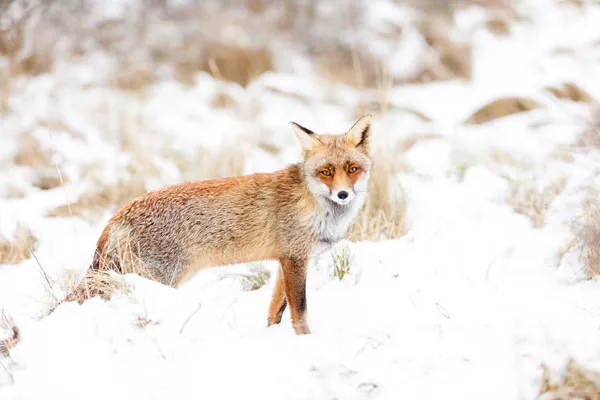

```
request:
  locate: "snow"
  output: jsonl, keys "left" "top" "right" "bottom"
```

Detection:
{"left": 1, "top": 0, "right": 600, "bottom": 399}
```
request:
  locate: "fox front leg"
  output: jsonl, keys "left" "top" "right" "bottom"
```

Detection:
{"left": 280, "top": 256, "right": 310, "bottom": 335}
{"left": 267, "top": 266, "right": 287, "bottom": 326}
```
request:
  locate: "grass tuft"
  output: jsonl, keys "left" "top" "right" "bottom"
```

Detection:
{"left": 540, "top": 359, "right": 600, "bottom": 399}
{"left": 485, "top": 16, "right": 510, "bottom": 35}
{"left": 464, "top": 97, "right": 542, "bottom": 125}
{"left": 572, "top": 196, "right": 600, "bottom": 279}
{"left": 546, "top": 83, "right": 597, "bottom": 105}
{"left": 63, "top": 270, "right": 128, "bottom": 304}
{"left": 0, "top": 225, "right": 37, "bottom": 265}
{"left": 33, "top": 174, "right": 62, "bottom": 191}
{"left": 174, "top": 42, "right": 273, "bottom": 87}
{"left": 64, "top": 236, "right": 156, "bottom": 305}
{"left": 312, "top": 45, "right": 384, "bottom": 89}
{"left": 576, "top": 107, "right": 600, "bottom": 149}
{"left": 135, "top": 306, "right": 157, "bottom": 328}
{"left": 508, "top": 177, "right": 566, "bottom": 228}
{"left": 0, "top": 312, "right": 19, "bottom": 357}
{"left": 12, "top": 132, "right": 65, "bottom": 190}
{"left": 111, "top": 63, "right": 156, "bottom": 91}
{"left": 210, "top": 91, "right": 238, "bottom": 109}
{"left": 415, "top": 17, "right": 473, "bottom": 82}
{"left": 238, "top": 265, "right": 272, "bottom": 291}
{"left": 13, "top": 132, "right": 52, "bottom": 168}
{"left": 331, "top": 245, "right": 353, "bottom": 281}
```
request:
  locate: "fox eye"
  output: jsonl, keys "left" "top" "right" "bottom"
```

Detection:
{"left": 320, "top": 169, "right": 332, "bottom": 177}
{"left": 348, "top": 166, "right": 359, "bottom": 174}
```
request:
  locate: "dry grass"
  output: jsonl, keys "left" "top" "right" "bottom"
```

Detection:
{"left": 0, "top": 0, "right": 509, "bottom": 95}
{"left": 546, "top": 83, "right": 598, "bottom": 105}
{"left": 172, "top": 42, "right": 274, "bottom": 87}
{"left": 572, "top": 197, "right": 600, "bottom": 279}
{"left": 351, "top": 60, "right": 394, "bottom": 118}
{"left": 314, "top": 13, "right": 474, "bottom": 88}
{"left": 312, "top": 45, "right": 385, "bottom": 89}
{"left": 111, "top": 63, "right": 156, "bottom": 91}
{"left": 486, "top": 16, "right": 510, "bottom": 35}
{"left": 395, "top": 133, "right": 443, "bottom": 153}
{"left": 47, "top": 180, "right": 147, "bottom": 218}
{"left": 237, "top": 265, "right": 272, "bottom": 291}
{"left": 0, "top": 68, "right": 11, "bottom": 114}
{"left": 12, "top": 132, "right": 52, "bottom": 168}
{"left": 331, "top": 245, "right": 353, "bottom": 281}
{"left": 33, "top": 174, "right": 62, "bottom": 191}
{"left": 451, "top": 148, "right": 535, "bottom": 182}
{"left": 2, "top": 5, "right": 53, "bottom": 77}
{"left": 63, "top": 269, "right": 129, "bottom": 304}
{"left": 0, "top": 0, "right": 484, "bottom": 93}
{"left": 401, "top": 0, "right": 515, "bottom": 83}
{"left": 0, "top": 225, "right": 37, "bottom": 265}
{"left": 481, "top": 3, "right": 517, "bottom": 36}
{"left": 415, "top": 17, "right": 473, "bottom": 82}
{"left": 256, "top": 141, "right": 282, "bottom": 156}
{"left": 47, "top": 136, "right": 250, "bottom": 219}
{"left": 135, "top": 314, "right": 157, "bottom": 329}
{"left": 558, "top": 0, "right": 587, "bottom": 8}
{"left": 404, "top": 0, "right": 511, "bottom": 13}
{"left": 170, "top": 147, "right": 246, "bottom": 183}
{"left": 10, "top": 53, "right": 54, "bottom": 76}
{"left": 576, "top": 107, "right": 600, "bottom": 149}
{"left": 508, "top": 177, "right": 566, "bottom": 228}
{"left": 12, "top": 132, "right": 64, "bottom": 191}
{"left": 2, "top": 1, "right": 276, "bottom": 89}
{"left": 210, "top": 91, "right": 238, "bottom": 109}
{"left": 45, "top": 110, "right": 160, "bottom": 219}
{"left": 465, "top": 97, "right": 543, "bottom": 124}
{"left": 119, "top": 130, "right": 161, "bottom": 178}
{"left": 0, "top": 312, "right": 19, "bottom": 357}
{"left": 347, "top": 148, "right": 407, "bottom": 242}
{"left": 0, "top": 2, "right": 55, "bottom": 77}
{"left": 540, "top": 360, "right": 600, "bottom": 399}
{"left": 0, "top": 10, "right": 23, "bottom": 59}
{"left": 4, "top": 186, "right": 26, "bottom": 199}
{"left": 64, "top": 237, "right": 157, "bottom": 304}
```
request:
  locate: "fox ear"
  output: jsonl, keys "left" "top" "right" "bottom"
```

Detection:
{"left": 290, "top": 121, "right": 320, "bottom": 153}
{"left": 345, "top": 114, "right": 372, "bottom": 152}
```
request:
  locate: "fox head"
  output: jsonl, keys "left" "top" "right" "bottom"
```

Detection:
{"left": 290, "top": 114, "right": 373, "bottom": 206}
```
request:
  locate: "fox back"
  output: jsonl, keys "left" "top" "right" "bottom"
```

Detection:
{"left": 88, "top": 114, "right": 374, "bottom": 334}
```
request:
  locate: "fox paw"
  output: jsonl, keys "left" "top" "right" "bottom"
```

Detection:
{"left": 267, "top": 316, "right": 283, "bottom": 326}
{"left": 292, "top": 321, "right": 311, "bottom": 335}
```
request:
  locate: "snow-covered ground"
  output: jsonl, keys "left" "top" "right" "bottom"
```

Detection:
{"left": 1, "top": 0, "right": 600, "bottom": 399}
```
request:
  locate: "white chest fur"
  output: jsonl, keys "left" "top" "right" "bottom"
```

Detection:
{"left": 313, "top": 193, "right": 365, "bottom": 243}
{"left": 311, "top": 195, "right": 364, "bottom": 258}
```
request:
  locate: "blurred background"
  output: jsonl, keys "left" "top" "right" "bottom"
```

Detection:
{"left": 0, "top": 0, "right": 599, "bottom": 264}
{"left": 3, "top": 2, "right": 600, "bottom": 397}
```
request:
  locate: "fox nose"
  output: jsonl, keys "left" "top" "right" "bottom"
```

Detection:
{"left": 337, "top": 191, "right": 349, "bottom": 200}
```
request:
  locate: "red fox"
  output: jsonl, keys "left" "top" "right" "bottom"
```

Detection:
{"left": 86, "top": 114, "right": 373, "bottom": 334}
